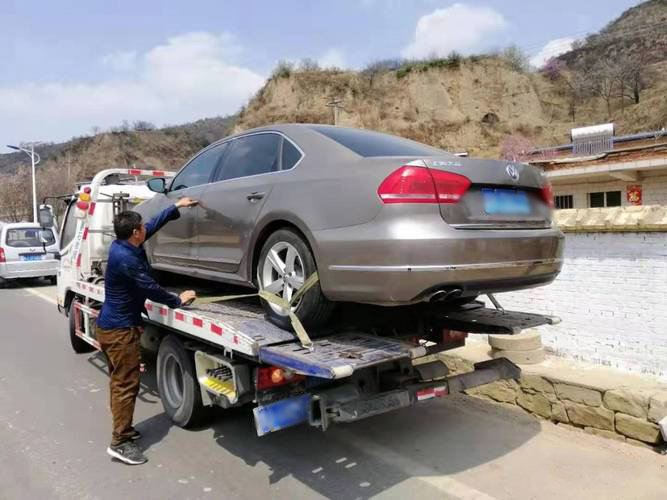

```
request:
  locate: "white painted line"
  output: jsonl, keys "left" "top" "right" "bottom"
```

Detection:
{"left": 24, "top": 287, "right": 58, "bottom": 306}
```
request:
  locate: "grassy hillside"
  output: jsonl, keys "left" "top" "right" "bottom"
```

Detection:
{"left": 235, "top": 57, "right": 667, "bottom": 158}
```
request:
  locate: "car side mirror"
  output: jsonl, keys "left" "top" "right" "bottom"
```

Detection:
{"left": 147, "top": 177, "right": 166, "bottom": 193}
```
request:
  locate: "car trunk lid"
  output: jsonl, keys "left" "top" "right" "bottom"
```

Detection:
{"left": 423, "top": 157, "right": 552, "bottom": 229}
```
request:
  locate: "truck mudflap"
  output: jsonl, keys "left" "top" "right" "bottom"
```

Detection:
{"left": 258, "top": 333, "right": 426, "bottom": 380}
{"left": 253, "top": 357, "right": 520, "bottom": 435}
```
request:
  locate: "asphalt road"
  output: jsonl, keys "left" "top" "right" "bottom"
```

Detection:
{"left": 0, "top": 279, "right": 665, "bottom": 500}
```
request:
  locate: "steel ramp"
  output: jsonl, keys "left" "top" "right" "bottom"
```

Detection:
{"left": 259, "top": 333, "right": 425, "bottom": 379}
{"left": 436, "top": 304, "right": 560, "bottom": 334}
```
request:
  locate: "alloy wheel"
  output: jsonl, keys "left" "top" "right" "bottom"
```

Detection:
{"left": 260, "top": 241, "right": 305, "bottom": 316}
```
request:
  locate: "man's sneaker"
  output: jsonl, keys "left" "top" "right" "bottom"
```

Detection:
{"left": 107, "top": 441, "right": 147, "bottom": 465}
{"left": 128, "top": 429, "right": 142, "bottom": 441}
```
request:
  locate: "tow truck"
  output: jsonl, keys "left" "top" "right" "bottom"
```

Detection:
{"left": 54, "top": 168, "right": 559, "bottom": 436}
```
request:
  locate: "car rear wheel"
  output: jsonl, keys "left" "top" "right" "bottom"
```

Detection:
{"left": 257, "top": 229, "right": 333, "bottom": 330}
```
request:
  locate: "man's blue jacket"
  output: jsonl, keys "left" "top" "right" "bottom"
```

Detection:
{"left": 97, "top": 205, "right": 182, "bottom": 329}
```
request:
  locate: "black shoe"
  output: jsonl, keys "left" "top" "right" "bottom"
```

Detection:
{"left": 128, "top": 429, "right": 142, "bottom": 441}
{"left": 107, "top": 441, "right": 148, "bottom": 465}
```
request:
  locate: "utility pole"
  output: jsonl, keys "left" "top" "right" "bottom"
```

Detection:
{"left": 7, "top": 142, "right": 41, "bottom": 223}
{"left": 325, "top": 98, "right": 344, "bottom": 126}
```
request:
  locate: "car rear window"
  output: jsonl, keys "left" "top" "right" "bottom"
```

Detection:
{"left": 309, "top": 125, "right": 447, "bottom": 157}
{"left": 5, "top": 228, "right": 55, "bottom": 248}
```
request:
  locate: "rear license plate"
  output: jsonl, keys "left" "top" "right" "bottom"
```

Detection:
{"left": 253, "top": 394, "right": 311, "bottom": 436}
{"left": 21, "top": 254, "right": 43, "bottom": 261}
{"left": 482, "top": 189, "right": 530, "bottom": 215}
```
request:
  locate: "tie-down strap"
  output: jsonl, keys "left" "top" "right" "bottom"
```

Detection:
{"left": 191, "top": 272, "right": 320, "bottom": 351}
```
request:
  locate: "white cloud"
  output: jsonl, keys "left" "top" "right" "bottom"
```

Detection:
{"left": 401, "top": 3, "right": 508, "bottom": 59}
{"left": 529, "top": 37, "right": 577, "bottom": 69}
{"left": 0, "top": 32, "right": 265, "bottom": 146}
{"left": 101, "top": 50, "right": 137, "bottom": 71}
{"left": 318, "top": 49, "right": 346, "bottom": 69}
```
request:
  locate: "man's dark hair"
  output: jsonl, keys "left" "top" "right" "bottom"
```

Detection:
{"left": 113, "top": 211, "right": 143, "bottom": 240}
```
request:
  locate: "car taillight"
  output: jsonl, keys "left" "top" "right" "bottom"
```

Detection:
{"left": 540, "top": 180, "right": 554, "bottom": 208}
{"left": 256, "top": 366, "right": 304, "bottom": 390}
{"left": 378, "top": 166, "right": 470, "bottom": 204}
{"left": 0, "top": 247, "right": 5, "bottom": 263}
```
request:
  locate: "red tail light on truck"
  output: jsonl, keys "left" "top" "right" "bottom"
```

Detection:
{"left": 378, "top": 166, "right": 471, "bottom": 204}
{"left": 540, "top": 180, "right": 554, "bottom": 208}
{"left": 256, "top": 366, "right": 305, "bottom": 390}
{"left": 0, "top": 247, "right": 5, "bottom": 263}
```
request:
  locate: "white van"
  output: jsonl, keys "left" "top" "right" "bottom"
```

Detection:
{"left": 0, "top": 222, "right": 60, "bottom": 284}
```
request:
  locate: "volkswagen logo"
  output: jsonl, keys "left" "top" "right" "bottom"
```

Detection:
{"left": 506, "top": 164, "right": 519, "bottom": 181}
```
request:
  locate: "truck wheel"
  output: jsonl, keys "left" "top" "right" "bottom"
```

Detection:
{"left": 257, "top": 229, "right": 334, "bottom": 330}
{"left": 157, "top": 335, "right": 204, "bottom": 428}
{"left": 69, "top": 299, "right": 96, "bottom": 353}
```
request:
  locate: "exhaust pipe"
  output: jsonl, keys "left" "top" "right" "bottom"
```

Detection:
{"left": 428, "top": 288, "right": 463, "bottom": 303}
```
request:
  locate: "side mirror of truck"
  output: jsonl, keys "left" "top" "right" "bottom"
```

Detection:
{"left": 38, "top": 205, "right": 54, "bottom": 227}
{"left": 147, "top": 177, "right": 166, "bottom": 194}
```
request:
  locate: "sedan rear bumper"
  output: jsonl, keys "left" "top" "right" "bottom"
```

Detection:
{"left": 314, "top": 209, "right": 564, "bottom": 303}
{"left": 0, "top": 261, "right": 59, "bottom": 280}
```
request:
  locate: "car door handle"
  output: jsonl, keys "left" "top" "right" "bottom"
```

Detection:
{"left": 247, "top": 192, "right": 265, "bottom": 201}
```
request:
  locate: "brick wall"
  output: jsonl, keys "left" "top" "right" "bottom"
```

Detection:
{"left": 552, "top": 174, "right": 667, "bottom": 208}
{"left": 483, "top": 231, "right": 667, "bottom": 379}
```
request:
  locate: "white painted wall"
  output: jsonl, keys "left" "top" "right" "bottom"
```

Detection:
{"left": 485, "top": 231, "right": 667, "bottom": 379}
{"left": 552, "top": 174, "right": 667, "bottom": 208}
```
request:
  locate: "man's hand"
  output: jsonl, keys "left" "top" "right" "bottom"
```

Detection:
{"left": 179, "top": 290, "right": 197, "bottom": 306}
{"left": 175, "top": 197, "right": 199, "bottom": 208}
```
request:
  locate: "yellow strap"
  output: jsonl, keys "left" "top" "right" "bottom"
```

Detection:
{"left": 190, "top": 271, "right": 320, "bottom": 351}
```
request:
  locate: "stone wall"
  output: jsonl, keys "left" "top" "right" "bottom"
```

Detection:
{"left": 440, "top": 348, "right": 667, "bottom": 449}
{"left": 483, "top": 207, "right": 667, "bottom": 379}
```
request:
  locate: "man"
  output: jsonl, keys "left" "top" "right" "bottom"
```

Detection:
{"left": 96, "top": 198, "right": 197, "bottom": 465}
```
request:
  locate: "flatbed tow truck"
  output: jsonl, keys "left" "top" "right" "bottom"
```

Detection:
{"left": 55, "top": 168, "right": 559, "bottom": 436}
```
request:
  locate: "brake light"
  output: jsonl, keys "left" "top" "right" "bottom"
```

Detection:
{"left": 431, "top": 169, "right": 472, "bottom": 203}
{"left": 257, "top": 366, "right": 304, "bottom": 390}
{"left": 0, "top": 247, "right": 5, "bottom": 263}
{"left": 378, "top": 166, "right": 470, "bottom": 204}
{"left": 540, "top": 181, "right": 554, "bottom": 208}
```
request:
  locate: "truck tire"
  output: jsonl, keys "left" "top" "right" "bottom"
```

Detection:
{"left": 69, "top": 299, "right": 96, "bottom": 354}
{"left": 256, "top": 229, "right": 334, "bottom": 330}
{"left": 156, "top": 335, "right": 204, "bottom": 428}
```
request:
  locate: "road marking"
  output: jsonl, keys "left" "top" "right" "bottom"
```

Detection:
{"left": 23, "top": 287, "right": 58, "bottom": 306}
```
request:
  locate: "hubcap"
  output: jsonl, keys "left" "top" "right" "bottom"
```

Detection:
{"left": 164, "top": 354, "right": 184, "bottom": 408}
{"left": 260, "top": 241, "right": 305, "bottom": 316}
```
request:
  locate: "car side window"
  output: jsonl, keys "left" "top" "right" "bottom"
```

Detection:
{"left": 216, "top": 134, "right": 281, "bottom": 182}
{"left": 171, "top": 143, "right": 227, "bottom": 191}
{"left": 281, "top": 139, "right": 302, "bottom": 170}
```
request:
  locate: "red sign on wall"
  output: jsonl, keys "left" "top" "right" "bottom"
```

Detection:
{"left": 626, "top": 184, "right": 642, "bottom": 205}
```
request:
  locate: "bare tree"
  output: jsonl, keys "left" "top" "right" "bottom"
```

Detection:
{"left": 542, "top": 57, "right": 566, "bottom": 81}
{"left": 615, "top": 54, "right": 650, "bottom": 108}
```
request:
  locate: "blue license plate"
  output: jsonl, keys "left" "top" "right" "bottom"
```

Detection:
{"left": 253, "top": 394, "right": 311, "bottom": 436}
{"left": 482, "top": 189, "right": 530, "bottom": 215}
{"left": 21, "top": 254, "right": 43, "bottom": 261}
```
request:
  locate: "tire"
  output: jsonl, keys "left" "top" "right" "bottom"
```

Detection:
{"left": 69, "top": 299, "right": 96, "bottom": 354}
{"left": 256, "top": 229, "right": 334, "bottom": 330}
{"left": 156, "top": 335, "right": 204, "bottom": 428}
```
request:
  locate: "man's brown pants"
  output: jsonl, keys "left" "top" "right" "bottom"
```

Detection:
{"left": 96, "top": 326, "right": 141, "bottom": 446}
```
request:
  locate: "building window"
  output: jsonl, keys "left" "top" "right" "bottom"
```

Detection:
{"left": 589, "top": 191, "right": 621, "bottom": 208}
{"left": 554, "top": 195, "right": 574, "bottom": 209}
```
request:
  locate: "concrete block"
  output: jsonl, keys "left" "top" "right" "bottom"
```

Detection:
{"left": 491, "top": 347, "right": 545, "bottom": 365}
{"left": 615, "top": 413, "right": 662, "bottom": 444}
{"left": 564, "top": 402, "right": 614, "bottom": 431}
{"left": 489, "top": 329, "right": 542, "bottom": 351}
{"left": 555, "top": 383, "right": 602, "bottom": 407}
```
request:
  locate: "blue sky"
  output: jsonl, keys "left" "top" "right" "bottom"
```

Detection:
{"left": 1, "top": 0, "right": 640, "bottom": 146}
